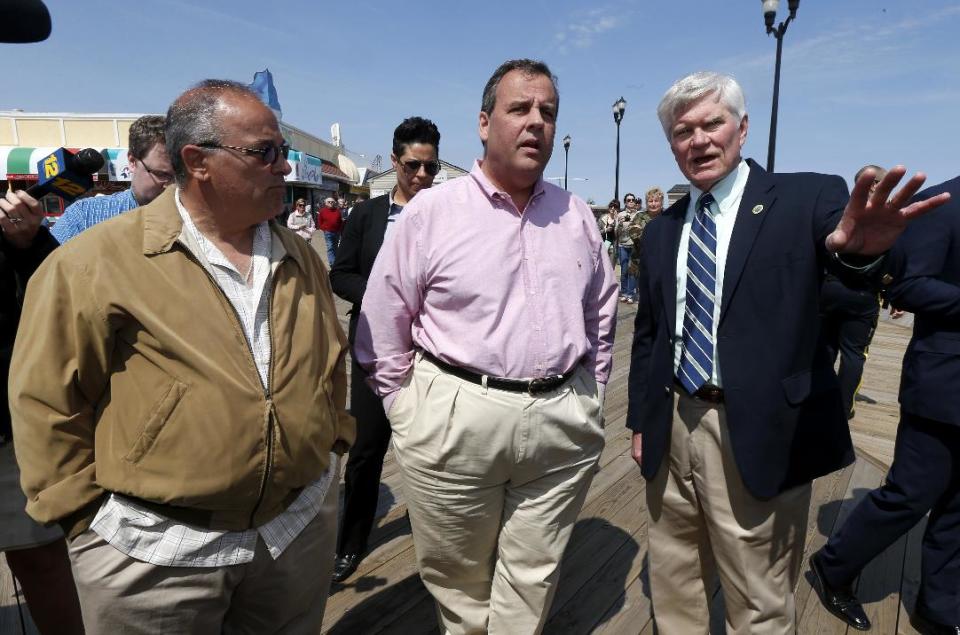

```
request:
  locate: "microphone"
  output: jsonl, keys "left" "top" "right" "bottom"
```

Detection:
{"left": 0, "top": 0, "right": 51, "bottom": 43}
{"left": 27, "top": 148, "right": 105, "bottom": 202}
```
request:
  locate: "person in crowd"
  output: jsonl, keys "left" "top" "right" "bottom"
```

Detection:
{"left": 317, "top": 196, "right": 343, "bottom": 266}
{"left": 626, "top": 70, "right": 948, "bottom": 634}
{"left": 329, "top": 116, "right": 441, "bottom": 583}
{"left": 1, "top": 189, "right": 84, "bottom": 634}
{"left": 10, "top": 79, "right": 355, "bottom": 633}
{"left": 52, "top": 115, "right": 172, "bottom": 243}
{"left": 286, "top": 197, "right": 315, "bottom": 240}
{"left": 347, "top": 195, "right": 366, "bottom": 217}
{"left": 627, "top": 187, "right": 665, "bottom": 280}
{"left": 617, "top": 193, "right": 640, "bottom": 303}
{"left": 818, "top": 165, "right": 887, "bottom": 419}
{"left": 645, "top": 186, "right": 665, "bottom": 219}
{"left": 810, "top": 175, "right": 957, "bottom": 634}
{"left": 599, "top": 199, "right": 619, "bottom": 267}
{"left": 355, "top": 59, "right": 617, "bottom": 634}
{"left": 338, "top": 197, "right": 348, "bottom": 221}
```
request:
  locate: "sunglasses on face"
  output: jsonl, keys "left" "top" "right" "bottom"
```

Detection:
{"left": 198, "top": 142, "right": 291, "bottom": 165}
{"left": 398, "top": 159, "right": 441, "bottom": 176}
{"left": 625, "top": 198, "right": 637, "bottom": 203}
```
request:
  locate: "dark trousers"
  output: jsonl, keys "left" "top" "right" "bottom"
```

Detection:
{"left": 818, "top": 276, "right": 880, "bottom": 415}
{"left": 819, "top": 412, "right": 960, "bottom": 624}
{"left": 337, "top": 356, "right": 392, "bottom": 556}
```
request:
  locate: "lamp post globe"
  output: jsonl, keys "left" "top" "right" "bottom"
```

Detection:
{"left": 762, "top": 0, "right": 800, "bottom": 172}
{"left": 612, "top": 97, "right": 626, "bottom": 202}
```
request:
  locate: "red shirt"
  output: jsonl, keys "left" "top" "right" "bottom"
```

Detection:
{"left": 316, "top": 206, "right": 343, "bottom": 232}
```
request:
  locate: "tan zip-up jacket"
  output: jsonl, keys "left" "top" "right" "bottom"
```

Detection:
{"left": 10, "top": 188, "right": 355, "bottom": 537}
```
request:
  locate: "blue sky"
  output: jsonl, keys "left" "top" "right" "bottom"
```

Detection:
{"left": 4, "top": 0, "right": 958, "bottom": 204}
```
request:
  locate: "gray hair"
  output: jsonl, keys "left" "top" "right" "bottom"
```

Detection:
{"left": 165, "top": 79, "right": 263, "bottom": 183}
{"left": 481, "top": 58, "right": 559, "bottom": 116}
{"left": 656, "top": 71, "right": 746, "bottom": 139}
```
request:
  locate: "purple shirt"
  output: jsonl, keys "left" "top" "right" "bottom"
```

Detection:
{"left": 356, "top": 161, "right": 618, "bottom": 407}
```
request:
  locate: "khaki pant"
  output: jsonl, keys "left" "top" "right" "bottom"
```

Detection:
{"left": 68, "top": 477, "right": 339, "bottom": 635}
{"left": 389, "top": 355, "right": 605, "bottom": 635}
{"left": 646, "top": 392, "right": 811, "bottom": 635}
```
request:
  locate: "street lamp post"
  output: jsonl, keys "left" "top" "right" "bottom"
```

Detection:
{"left": 612, "top": 97, "right": 626, "bottom": 202}
{"left": 562, "top": 134, "right": 571, "bottom": 191}
{"left": 762, "top": 0, "right": 799, "bottom": 172}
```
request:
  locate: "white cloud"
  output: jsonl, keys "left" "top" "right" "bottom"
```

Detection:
{"left": 554, "top": 7, "right": 622, "bottom": 53}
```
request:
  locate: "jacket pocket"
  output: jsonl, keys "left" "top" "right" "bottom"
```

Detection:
{"left": 781, "top": 367, "right": 834, "bottom": 406}
{"left": 913, "top": 335, "right": 960, "bottom": 355}
{"left": 123, "top": 378, "right": 187, "bottom": 464}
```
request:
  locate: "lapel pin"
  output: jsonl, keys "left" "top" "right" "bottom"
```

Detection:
{"left": 751, "top": 204, "right": 764, "bottom": 215}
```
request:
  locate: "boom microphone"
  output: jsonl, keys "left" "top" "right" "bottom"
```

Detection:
{"left": 0, "top": 0, "right": 51, "bottom": 43}
{"left": 26, "top": 148, "right": 105, "bottom": 202}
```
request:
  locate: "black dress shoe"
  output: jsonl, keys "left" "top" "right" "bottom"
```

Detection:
{"left": 910, "top": 610, "right": 960, "bottom": 635}
{"left": 809, "top": 553, "right": 871, "bottom": 631}
{"left": 332, "top": 553, "right": 362, "bottom": 582}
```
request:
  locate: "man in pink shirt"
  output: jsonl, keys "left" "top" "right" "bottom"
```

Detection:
{"left": 356, "top": 59, "right": 618, "bottom": 634}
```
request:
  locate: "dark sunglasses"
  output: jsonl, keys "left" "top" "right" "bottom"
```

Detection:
{"left": 624, "top": 197, "right": 637, "bottom": 203}
{"left": 198, "top": 142, "right": 291, "bottom": 165}
{"left": 398, "top": 159, "right": 441, "bottom": 176}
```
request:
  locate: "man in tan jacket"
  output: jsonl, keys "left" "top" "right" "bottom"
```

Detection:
{"left": 10, "top": 79, "right": 354, "bottom": 633}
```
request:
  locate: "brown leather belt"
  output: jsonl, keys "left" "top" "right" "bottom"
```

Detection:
{"left": 675, "top": 379, "right": 725, "bottom": 404}
{"left": 422, "top": 351, "right": 574, "bottom": 396}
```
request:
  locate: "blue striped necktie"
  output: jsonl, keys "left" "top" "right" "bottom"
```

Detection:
{"left": 678, "top": 192, "right": 718, "bottom": 394}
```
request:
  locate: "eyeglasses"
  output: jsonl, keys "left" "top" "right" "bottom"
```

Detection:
{"left": 198, "top": 142, "right": 291, "bottom": 165}
{"left": 624, "top": 197, "right": 637, "bottom": 203}
{"left": 137, "top": 158, "right": 175, "bottom": 184}
{"left": 398, "top": 159, "right": 441, "bottom": 176}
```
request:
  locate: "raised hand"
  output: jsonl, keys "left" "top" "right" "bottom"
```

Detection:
{"left": 826, "top": 166, "right": 950, "bottom": 255}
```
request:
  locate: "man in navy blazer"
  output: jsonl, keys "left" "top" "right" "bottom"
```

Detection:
{"left": 811, "top": 176, "right": 960, "bottom": 634}
{"left": 329, "top": 116, "right": 441, "bottom": 582}
{"left": 626, "top": 71, "right": 949, "bottom": 634}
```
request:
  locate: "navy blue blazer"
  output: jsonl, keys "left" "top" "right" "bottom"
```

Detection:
{"left": 330, "top": 194, "right": 391, "bottom": 345}
{"left": 886, "top": 175, "right": 960, "bottom": 426}
{"left": 329, "top": 194, "right": 391, "bottom": 421}
{"left": 627, "top": 160, "right": 857, "bottom": 499}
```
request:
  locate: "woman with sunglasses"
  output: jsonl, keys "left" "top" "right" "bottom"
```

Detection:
{"left": 286, "top": 198, "right": 315, "bottom": 241}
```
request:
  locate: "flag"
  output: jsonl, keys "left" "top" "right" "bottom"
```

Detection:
{"left": 248, "top": 69, "right": 282, "bottom": 120}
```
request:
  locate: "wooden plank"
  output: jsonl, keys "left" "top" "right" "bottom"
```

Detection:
{"left": 592, "top": 571, "right": 654, "bottom": 635}
{"left": 546, "top": 467, "right": 648, "bottom": 629}
{"left": 896, "top": 516, "right": 926, "bottom": 635}
{"left": 798, "top": 457, "right": 886, "bottom": 635}
{"left": 794, "top": 463, "right": 857, "bottom": 615}
{"left": 0, "top": 557, "right": 38, "bottom": 635}
{"left": 855, "top": 532, "right": 908, "bottom": 634}
{"left": 546, "top": 522, "right": 647, "bottom": 633}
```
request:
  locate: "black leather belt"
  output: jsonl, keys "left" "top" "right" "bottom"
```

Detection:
{"left": 421, "top": 351, "right": 574, "bottom": 396}
{"left": 675, "top": 379, "right": 725, "bottom": 403}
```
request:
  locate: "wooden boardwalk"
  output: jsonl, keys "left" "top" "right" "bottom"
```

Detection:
{"left": 1, "top": 302, "right": 920, "bottom": 634}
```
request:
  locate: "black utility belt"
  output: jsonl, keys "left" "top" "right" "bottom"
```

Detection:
{"left": 420, "top": 351, "right": 574, "bottom": 396}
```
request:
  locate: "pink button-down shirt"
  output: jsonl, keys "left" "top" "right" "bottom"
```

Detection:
{"left": 355, "top": 161, "right": 618, "bottom": 407}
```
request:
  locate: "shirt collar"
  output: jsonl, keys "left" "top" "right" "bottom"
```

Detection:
{"left": 172, "top": 187, "right": 298, "bottom": 270}
{"left": 388, "top": 187, "right": 403, "bottom": 212}
{"left": 469, "top": 160, "right": 546, "bottom": 208}
{"left": 689, "top": 159, "right": 750, "bottom": 216}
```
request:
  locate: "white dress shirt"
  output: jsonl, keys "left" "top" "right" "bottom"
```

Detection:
{"left": 672, "top": 159, "right": 750, "bottom": 388}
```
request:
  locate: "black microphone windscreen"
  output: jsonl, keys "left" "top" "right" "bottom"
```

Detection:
{"left": 0, "top": 0, "right": 52, "bottom": 43}
{"left": 73, "top": 148, "right": 106, "bottom": 174}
